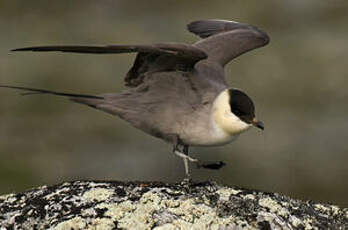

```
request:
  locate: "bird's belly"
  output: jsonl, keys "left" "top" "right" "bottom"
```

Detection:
{"left": 180, "top": 126, "right": 239, "bottom": 146}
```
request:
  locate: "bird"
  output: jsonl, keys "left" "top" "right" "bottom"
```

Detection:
{"left": 0, "top": 19, "right": 269, "bottom": 177}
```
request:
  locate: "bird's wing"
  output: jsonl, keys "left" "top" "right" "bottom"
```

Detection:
{"left": 12, "top": 43, "right": 207, "bottom": 87}
{"left": 12, "top": 43, "right": 206, "bottom": 57}
{"left": 187, "top": 19, "right": 270, "bottom": 66}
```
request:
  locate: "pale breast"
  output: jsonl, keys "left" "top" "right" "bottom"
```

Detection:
{"left": 178, "top": 108, "right": 239, "bottom": 146}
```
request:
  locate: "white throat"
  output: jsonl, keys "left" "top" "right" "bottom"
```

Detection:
{"left": 212, "top": 90, "right": 251, "bottom": 137}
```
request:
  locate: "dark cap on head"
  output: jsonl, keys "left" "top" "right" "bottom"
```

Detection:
{"left": 228, "top": 89, "right": 255, "bottom": 124}
{"left": 228, "top": 88, "right": 264, "bottom": 130}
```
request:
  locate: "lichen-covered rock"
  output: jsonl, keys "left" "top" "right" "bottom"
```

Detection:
{"left": 0, "top": 181, "right": 347, "bottom": 229}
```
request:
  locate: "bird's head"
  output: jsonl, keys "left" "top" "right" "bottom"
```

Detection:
{"left": 212, "top": 88, "right": 264, "bottom": 135}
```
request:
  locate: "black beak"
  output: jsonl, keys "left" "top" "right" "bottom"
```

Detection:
{"left": 252, "top": 118, "right": 264, "bottom": 130}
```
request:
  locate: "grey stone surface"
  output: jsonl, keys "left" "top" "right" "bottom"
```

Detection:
{"left": 0, "top": 181, "right": 347, "bottom": 229}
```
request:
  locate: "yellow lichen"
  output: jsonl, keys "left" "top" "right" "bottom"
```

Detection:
{"left": 216, "top": 187, "right": 234, "bottom": 201}
{"left": 243, "top": 194, "right": 255, "bottom": 200}
{"left": 90, "top": 218, "right": 115, "bottom": 230}
{"left": 83, "top": 188, "right": 113, "bottom": 202}
{"left": 314, "top": 204, "right": 331, "bottom": 215}
{"left": 330, "top": 205, "right": 340, "bottom": 216}
{"left": 153, "top": 223, "right": 177, "bottom": 230}
{"left": 161, "top": 198, "right": 180, "bottom": 208}
{"left": 0, "top": 193, "right": 15, "bottom": 200}
{"left": 302, "top": 218, "right": 314, "bottom": 230}
{"left": 92, "top": 190, "right": 250, "bottom": 230}
{"left": 140, "top": 191, "right": 162, "bottom": 205}
{"left": 259, "top": 197, "right": 289, "bottom": 217}
{"left": 54, "top": 217, "right": 87, "bottom": 230}
{"left": 290, "top": 215, "right": 303, "bottom": 227}
{"left": 97, "top": 200, "right": 135, "bottom": 221}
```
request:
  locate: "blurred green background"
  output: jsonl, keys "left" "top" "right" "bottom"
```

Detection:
{"left": 1, "top": 1, "right": 347, "bottom": 207}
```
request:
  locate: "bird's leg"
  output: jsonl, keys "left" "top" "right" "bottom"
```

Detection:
{"left": 172, "top": 136, "right": 197, "bottom": 177}
{"left": 182, "top": 145, "right": 198, "bottom": 176}
{"left": 177, "top": 145, "right": 198, "bottom": 162}
{"left": 171, "top": 135, "right": 225, "bottom": 175}
{"left": 174, "top": 146, "right": 198, "bottom": 177}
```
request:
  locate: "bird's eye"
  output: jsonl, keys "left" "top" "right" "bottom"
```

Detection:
{"left": 232, "top": 108, "right": 242, "bottom": 116}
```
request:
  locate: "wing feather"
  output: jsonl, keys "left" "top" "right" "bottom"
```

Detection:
{"left": 12, "top": 43, "right": 207, "bottom": 87}
{"left": 188, "top": 19, "right": 270, "bottom": 66}
{"left": 12, "top": 43, "right": 206, "bottom": 60}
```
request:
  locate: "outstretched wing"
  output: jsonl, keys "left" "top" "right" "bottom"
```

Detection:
{"left": 12, "top": 20, "right": 269, "bottom": 87}
{"left": 12, "top": 43, "right": 207, "bottom": 87}
{"left": 188, "top": 19, "right": 270, "bottom": 66}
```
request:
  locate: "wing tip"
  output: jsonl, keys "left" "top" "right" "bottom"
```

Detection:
{"left": 11, "top": 46, "right": 63, "bottom": 52}
{"left": 11, "top": 47, "right": 33, "bottom": 52}
{"left": 250, "top": 25, "right": 270, "bottom": 45}
{"left": 187, "top": 19, "right": 241, "bottom": 38}
{"left": 187, "top": 20, "right": 217, "bottom": 38}
{"left": 11, "top": 47, "right": 50, "bottom": 52}
{"left": 188, "top": 19, "right": 270, "bottom": 45}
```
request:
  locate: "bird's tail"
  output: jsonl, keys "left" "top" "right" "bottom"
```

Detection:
{"left": 0, "top": 85, "right": 105, "bottom": 108}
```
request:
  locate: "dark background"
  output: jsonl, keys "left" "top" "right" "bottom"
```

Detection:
{"left": 1, "top": 1, "right": 347, "bottom": 206}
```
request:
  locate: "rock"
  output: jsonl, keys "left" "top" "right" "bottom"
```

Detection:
{"left": 0, "top": 180, "right": 347, "bottom": 229}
